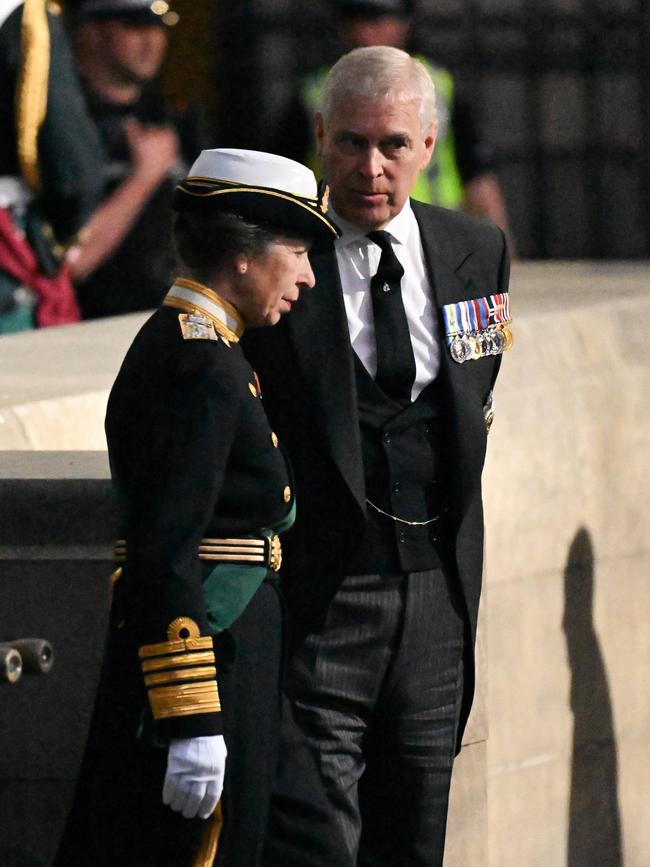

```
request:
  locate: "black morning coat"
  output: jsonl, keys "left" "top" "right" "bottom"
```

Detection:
{"left": 242, "top": 200, "right": 511, "bottom": 746}
{"left": 105, "top": 304, "right": 293, "bottom": 740}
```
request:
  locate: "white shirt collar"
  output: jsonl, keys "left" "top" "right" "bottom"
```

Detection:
{"left": 331, "top": 200, "right": 415, "bottom": 250}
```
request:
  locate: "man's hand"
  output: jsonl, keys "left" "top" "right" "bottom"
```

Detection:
{"left": 163, "top": 735, "right": 227, "bottom": 820}
{"left": 124, "top": 119, "right": 179, "bottom": 186}
{"left": 67, "top": 120, "right": 180, "bottom": 281}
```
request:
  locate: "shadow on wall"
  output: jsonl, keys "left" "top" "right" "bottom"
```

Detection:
{"left": 563, "top": 527, "right": 622, "bottom": 867}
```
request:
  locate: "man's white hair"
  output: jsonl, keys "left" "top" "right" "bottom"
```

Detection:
{"left": 319, "top": 46, "right": 437, "bottom": 134}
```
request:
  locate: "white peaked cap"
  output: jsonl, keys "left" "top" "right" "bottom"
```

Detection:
{"left": 188, "top": 149, "right": 319, "bottom": 200}
{"left": 175, "top": 148, "right": 339, "bottom": 240}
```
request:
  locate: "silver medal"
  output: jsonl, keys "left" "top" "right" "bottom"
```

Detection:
{"left": 450, "top": 334, "right": 472, "bottom": 363}
{"left": 490, "top": 327, "right": 505, "bottom": 354}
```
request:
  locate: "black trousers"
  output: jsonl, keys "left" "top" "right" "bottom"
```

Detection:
{"left": 262, "top": 569, "right": 465, "bottom": 867}
{"left": 55, "top": 578, "right": 283, "bottom": 867}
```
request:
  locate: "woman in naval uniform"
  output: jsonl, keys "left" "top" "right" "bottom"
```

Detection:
{"left": 55, "top": 149, "right": 338, "bottom": 867}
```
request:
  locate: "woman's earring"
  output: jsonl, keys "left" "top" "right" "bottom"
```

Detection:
{"left": 239, "top": 263, "right": 248, "bottom": 274}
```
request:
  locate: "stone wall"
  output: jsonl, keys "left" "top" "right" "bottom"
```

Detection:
{"left": 483, "top": 262, "right": 649, "bottom": 866}
{"left": 0, "top": 314, "right": 143, "bottom": 450}
{"left": 1, "top": 261, "right": 648, "bottom": 865}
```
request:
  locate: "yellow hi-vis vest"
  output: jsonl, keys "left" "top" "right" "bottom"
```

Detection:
{"left": 300, "top": 56, "right": 464, "bottom": 210}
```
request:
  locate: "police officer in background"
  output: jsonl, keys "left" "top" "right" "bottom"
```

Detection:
{"left": 0, "top": 0, "right": 105, "bottom": 333}
{"left": 67, "top": 0, "right": 208, "bottom": 319}
{"left": 272, "top": 0, "right": 513, "bottom": 242}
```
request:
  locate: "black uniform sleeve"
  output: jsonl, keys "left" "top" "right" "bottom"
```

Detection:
{"left": 109, "top": 342, "right": 242, "bottom": 738}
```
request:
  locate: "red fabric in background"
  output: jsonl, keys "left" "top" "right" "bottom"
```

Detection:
{"left": 0, "top": 207, "right": 80, "bottom": 326}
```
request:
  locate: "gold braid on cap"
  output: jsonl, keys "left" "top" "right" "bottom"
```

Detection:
{"left": 139, "top": 617, "right": 220, "bottom": 720}
{"left": 16, "top": 0, "right": 50, "bottom": 192}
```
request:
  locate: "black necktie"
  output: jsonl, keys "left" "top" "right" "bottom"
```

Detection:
{"left": 367, "top": 230, "right": 416, "bottom": 405}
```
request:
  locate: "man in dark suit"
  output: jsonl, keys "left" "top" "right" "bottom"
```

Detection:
{"left": 244, "top": 46, "right": 511, "bottom": 867}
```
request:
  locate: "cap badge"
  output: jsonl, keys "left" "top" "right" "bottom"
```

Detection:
{"left": 319, "top": 185, "right": 330, "bottom": 214}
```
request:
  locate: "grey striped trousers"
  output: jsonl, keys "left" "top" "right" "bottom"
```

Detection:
{"left": 263, "top": 568, "right": 466, "bottom": 867}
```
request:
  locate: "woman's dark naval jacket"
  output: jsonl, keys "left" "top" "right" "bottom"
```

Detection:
{"left": 105, "top": 277, "right": 294, "bottom": 741}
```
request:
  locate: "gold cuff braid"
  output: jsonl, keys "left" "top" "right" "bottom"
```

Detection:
{"left": 149, "top": 681, "right": 221, "bottom": 719}
{"left": 144, "top": 665, "right": 217, "bottom": 687}
{"left": 142, "top": 650, "right": 216, "bottom": 672}
{"left": 139, "top": 618, "right": 220, "bottom": 721}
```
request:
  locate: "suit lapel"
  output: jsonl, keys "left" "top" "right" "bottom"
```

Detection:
{"left": 285, "top": 205, "right": 494, "bottom": 518}
{"left": 286, "top": 242, "right": 366, "bottom": 511}
{"left": 413, "top": 202, "right": 490, "bottom": 512}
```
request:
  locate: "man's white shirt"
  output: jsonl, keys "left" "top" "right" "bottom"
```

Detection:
{"left": 332, "top": 202, "right": 441, "bottom": 401}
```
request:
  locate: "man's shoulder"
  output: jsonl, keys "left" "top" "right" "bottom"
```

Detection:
{"left": 410, "top": 200, "right": 504, "bottom": 249}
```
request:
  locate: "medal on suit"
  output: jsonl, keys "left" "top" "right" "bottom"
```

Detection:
{"left": 442, "top": 293, "right": 513, "bottom": 363}
{"left": 450, "top": 334, "right": 473, "bottom": 363}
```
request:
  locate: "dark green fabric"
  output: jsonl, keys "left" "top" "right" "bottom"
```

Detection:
{"left": 0, "top": 298, "right": 34, "bottom": 332}
{"left": 271, "top": 498, "right": 297, "bottom": 536}
{"left": 203, "top": 500, "right": 296, "bottom": 633}
{"left": 0, "top": 210, "right": 35, "bottom": 333}
{"left": 203, "top": 563, "right": 268, "bottom": 634}
{"left": 110, "top": 479, "right": 296, "bottom": 637}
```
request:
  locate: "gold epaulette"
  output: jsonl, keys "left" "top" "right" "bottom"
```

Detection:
{"left": 139, "top": 617, "right": 220, "bottom": 720}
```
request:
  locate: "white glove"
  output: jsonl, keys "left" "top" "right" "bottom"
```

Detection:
{"left": 163, "top": 735, "right": 227, "bottom": 819}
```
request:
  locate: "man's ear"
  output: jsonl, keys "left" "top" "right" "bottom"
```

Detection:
{"left": 420, "top": 120, "right": 438, "bottom": 170}
{"left": 314, "top": 113, "right": 325, "bottom": 158}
